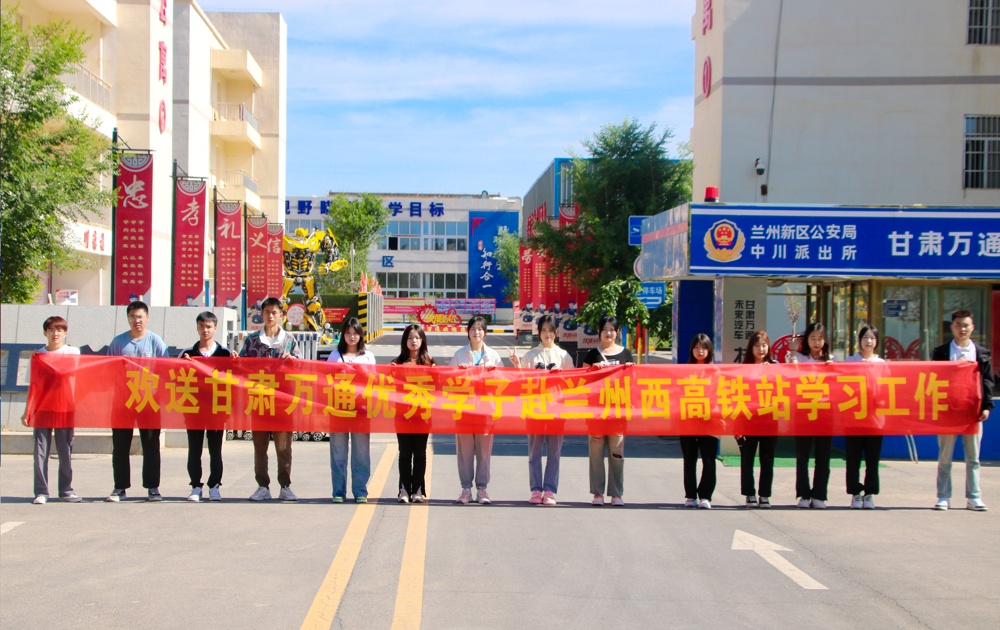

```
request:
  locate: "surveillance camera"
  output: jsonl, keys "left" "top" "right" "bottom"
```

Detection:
{"left": 756, "top": 165, "right": 765, "bottom": 176}
{"left": 754, "top": 158, "right": 765, "bottom": 176}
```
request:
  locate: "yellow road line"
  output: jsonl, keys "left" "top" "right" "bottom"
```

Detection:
{"left": 390, "top": 442, "right": 433, "bottom": 630}
{"left": 300, "top": 441, "right": 399, "bottom": 630}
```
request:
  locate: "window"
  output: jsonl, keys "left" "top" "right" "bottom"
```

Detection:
{"left": 969, "top": 0, "right": 1000, "bottom": 44}
{"left": 964, "top": 116, "right": 1000, "bottom": 188}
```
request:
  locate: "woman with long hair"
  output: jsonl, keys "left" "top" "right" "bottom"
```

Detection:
{"left": 738, "top": 330, "right": 778, "bottom": 508}
{"left": 327, "top": 318, "right": 376, "bottom": 503}
{"left": 680, "top": 334, "right": 718, "bottom": 509}
{"left": 392, "top": 324, "right": 437, "bottom": 503}
{"left": 844, "top": 325, "right": 885, "bottom": 509}
{"left": 789, "top": 322, "right": 834, "bottom": 509}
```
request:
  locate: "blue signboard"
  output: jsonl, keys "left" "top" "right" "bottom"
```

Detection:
{"left": 629, "top": 215, "right": 646, "bottom": 246}
{"left": 688, "top": 205, "right": 1000, "bottom": 278}
{"left": 638, "top": 282, "right": 665, "bottom": 308}
{"left": 468, "top": 211, "right": 520, "bottom": 307}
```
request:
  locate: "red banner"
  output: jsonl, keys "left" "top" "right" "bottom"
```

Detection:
{"left": 25, "top": 355, "right": 983, "bottom": 435}
{"left": 214, "top": 200, "right": 243, "bottom": 307}
{"left": 245, "top": 216, "right": 269, "bottom": 316}
{"left": 266, "top": 224, "right": 284, "bottom": 299}
{"left": 172, "top": 178, "right": 207, "bottom": 305}
{"left": 113, "top": 153, "right": 154, "bottom": 304}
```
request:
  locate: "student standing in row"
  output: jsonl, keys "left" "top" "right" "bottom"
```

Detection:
{"left": 583, "top": 316, "right": 633, "bottom": 507}
{"left": 23, "top": 316, "right": 82, "bottom": 504}
{"left": 789, "top": 322, "right": 834, "bottom": 509}
{"left": 450, "top": 316, "right": 503, "bottom": 505}
{"left": 179, "top": 311, "right": 236, "bottom": 502}
{"left": 681, "top": 334, "right": 717, "bottom": 509}
{"left": 510, "top": 314, "right": 574, "bottom": 506}
{"left": 738, "top": 330, "right": 777, "bottom": 508}
{"left": 844, "top": 325, "right": 885, "bottom": 510}
{"left": 107, "top": 301, "right": 169, "bottom": 502}
{"left": 327, "top": 317, "right": 376, "bottom": 504}
{"left": 393, "top": 324, "right": 436, "bottom": 504}
{"left": 240, "top": 297, "right": 302, "bottom": 503}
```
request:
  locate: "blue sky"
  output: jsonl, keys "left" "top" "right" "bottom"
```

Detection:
{"left": 197, "top": 0, "right": 695, "bottom": 198}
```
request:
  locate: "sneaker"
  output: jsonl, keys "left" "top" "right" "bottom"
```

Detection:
{"left": 611, "top": 496, "right": 625, "bottom": 507}
{"left": 476, "top": 489, "right": 491, "bottom": 505}
{"left": 697, "top": 499, "right": 711, "bottom": 509}
{"left": 60, "top": 494, "right": 82, "bottom": 503}
{"left": 759, "top": 497, "right": 771, "bottom": 509}
{"left": 529, "top": 490, "right": 543, "bottom": 505}
{"left": 862, "top": 495, "right": 875, "bottom": 510}
{"left": 397, "top": 489, "right": 410, "bottom": 503}
{"left": 249, "top": 486, "right": 272, "bottom": 502}
{"left": 685, "top": 498, "right": 699, "bottom": 508}
{"left": 355, "top": 496, "right": 368, "bottom": 504}
{"left": 745, "top": 496, "right": 758, "bottom": 508}
{"left": 457, "top": 488, "right": 472, "bottom": 505}
{"left": 333, "top": 496, "right": 345, "bottom": 504}
{"left": 542, "top": 490, "right": 557, "bottom": 506}
{"left": 797, "top": 498, "right": 812, "bottom": 509}
{"left": 850, "top": 494, "right": 863, "bottom": 509}
{"left": 592, "top": 494, "right": 605, "bottom": 506}
{"left": 33, "top": 495, "right": 47, "bottom": 505}
{"left": 106, "top": 488, "right": 126, "bottom": 502}
{"left": 934, "top": 498, "right": 949, "bottom": 511}
{"left": 187, "top": 488, "right": 202, "bottom": 502}
{"left": 411, "top": 493, "right": 425, "bottom": 503}
{"left": 147, "top": 488, "right": 163, "bottom": 502}
{"left": 967, "top": 498, "right": 988, "bottom": 511}
{"left": 279, "top": 486, "right": 298, "bottom": 502}
{"left": 810, "top": 499, "right": 827, "bottom": 509}
{"left": 208, "top": 486, "right": 222, "bottom": 502}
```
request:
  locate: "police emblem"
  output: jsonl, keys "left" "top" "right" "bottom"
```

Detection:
{"left": 703, "top": 219, "right": 745, "bottom": 262}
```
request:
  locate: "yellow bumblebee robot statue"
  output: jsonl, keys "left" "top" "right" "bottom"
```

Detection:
{"left": 281, "top": 227, "right": 349, "bottom": 342}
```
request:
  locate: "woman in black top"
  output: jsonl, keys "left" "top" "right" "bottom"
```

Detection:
{"left": 391, "top": 324, "right": 437, "bottom": 503}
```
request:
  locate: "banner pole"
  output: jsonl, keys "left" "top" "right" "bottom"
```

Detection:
{"left": 110, "top": 127, "right": 119, "bottom": 305}
{"left": 170, "top": 159, "right": 178, "bottom": 306}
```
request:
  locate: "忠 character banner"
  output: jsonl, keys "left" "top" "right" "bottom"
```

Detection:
{"left": 26, "top": 356, "right": 984, "bottom": 436}
{"left": 113, "top": 153, "right": 154, "bottom": 304}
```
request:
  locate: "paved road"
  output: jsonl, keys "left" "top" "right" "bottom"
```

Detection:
{"left": 2, "top": 334, "right": 997, "bottom": 629}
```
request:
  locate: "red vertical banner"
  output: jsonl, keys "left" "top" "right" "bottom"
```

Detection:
{"left": 214, "top": 200, "right": 243, "bottom": 307}
{"left": 266, "top": 224, "right": 285, "bottom": 299}
{"left": 113, "top": 153, "right": 154, "bottom": 304}
{"left": 172, "top": 179, "right": 207, "bottom": 306}
{"left": 245, "top": 216, "right": 269, "bottom": 319}
{"left": 518, "top": 243, "right": 533, "bottom": 310}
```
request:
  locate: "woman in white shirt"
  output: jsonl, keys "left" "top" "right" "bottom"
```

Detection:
{"left": 788, "top": 322, "right": 834, "bottom": 509}
{"left": 844, "top": 325, "right": 885, "bottom": 509}
{"left": 510, "top": 314, "right": 574, "bottom": 505}
{"left": 327, "top": 318, "right": 377, "bottom": 503}
{"left": 450, "top": 315, "right": 503, "bottom": 505}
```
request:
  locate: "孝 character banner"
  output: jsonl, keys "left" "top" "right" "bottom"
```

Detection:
{"left": 25, "top": 355, "right": 983, "bottom": 435}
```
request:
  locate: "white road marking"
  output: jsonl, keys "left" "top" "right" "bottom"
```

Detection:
{"left": 1, "top": 522, "right": 25, "bottom": 535}
{"left": 732, "top": 529, "right": 828, "bottom": 590}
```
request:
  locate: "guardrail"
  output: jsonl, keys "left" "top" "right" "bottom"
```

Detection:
{"left": 212, "top": 102, "right": 259, "bottom": 132}
{"left": 61, "top": 63, "right": 112, "bottom": 111}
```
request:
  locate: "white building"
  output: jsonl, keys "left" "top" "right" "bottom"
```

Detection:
{"left": 13, "top": 0, "right": 286, "bottom": 306}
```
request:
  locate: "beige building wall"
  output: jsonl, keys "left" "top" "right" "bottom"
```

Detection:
{"left": 691, "top": 0, "right": 1000, "bottom": 207}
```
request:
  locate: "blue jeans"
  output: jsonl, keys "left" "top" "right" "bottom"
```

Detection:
{"left": 329, "top": 432, "right": 371, "bottom": 499}
{"left": 528, "top": 434, "right": 564, "bottom": 493}
{"left": 937, "top": 423, "right": 982, "bottom": 500}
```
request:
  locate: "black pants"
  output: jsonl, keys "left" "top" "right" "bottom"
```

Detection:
{"left": 845, "top": 435, "right": 882, "bottom": 495}
{"left": 397, "top": 433, "right": 429, "bottom": 495}
{"left": 680, "top": 436, "right": 718, "bottom": 500}
{"left": 187, "top": 429, "right": 224, "bottom": 488}
{"left": 112, "top": 428, "right": 161, "bottom": 490}
{"left": 795, "top": 436, "right": 832, "bottom": 501}
{"left": 740, "top": 436, "right": 777, "bottom": 497}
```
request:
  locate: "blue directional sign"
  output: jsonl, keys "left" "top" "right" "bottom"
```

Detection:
{"left": 629, "top": 215, "right": 646, "bottom": 246}
{"left": 638, "top": 282, "right": 665, "bottom": 309}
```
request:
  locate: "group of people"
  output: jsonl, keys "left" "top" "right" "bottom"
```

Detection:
{"left": 23, "top": 300, "right": 993, "bottom": 512}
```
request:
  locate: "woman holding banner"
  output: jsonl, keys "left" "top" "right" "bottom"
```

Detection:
{"left": 789, "top": 322, "right": 834, "bottom": 509}
{"left": 392, "top": 324, "right": 436, "bottom": 504}
{"left": 681, "top": 334, "right": 718, "bottom": 509}
{"left": 844, "top": 325, "right": 885, "bottom": 509}
{"left": 738, "top": 330, "right": 778, "bottom": 509}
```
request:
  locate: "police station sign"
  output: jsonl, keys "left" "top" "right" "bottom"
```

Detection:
{"left": 689, "top": 205, "right": 1000, "bottom": 278}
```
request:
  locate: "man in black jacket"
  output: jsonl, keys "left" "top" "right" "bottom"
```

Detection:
{"left": 932, "top": 309, "right": 995, "bottom": 511}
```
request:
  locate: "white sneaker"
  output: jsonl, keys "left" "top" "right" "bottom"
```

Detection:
{"left": 187, "top": 488, "right": 202, "bottom": 502}
{"left": 476, "top": 489, "right": 491, "bottom": 504}
{"left": 279, "top": 486, "right": 298, "bottom": 502}
{"left": 592, "top": 494, "right": 605, "bottom": 506}
{"left": 862, "top": 495, "right": 875, "bottom": 510}
{"left": 61, "top": 494, "right": 82, "bottom": 503}
{"left": 398, "top": 489, "right": 410, "bottom": 503}
{"left": 967, "top": 498, "right": 988, "bottom": 511}
{"left": 685, "top": 498, "right": 698, "bottom": 508}
{"left": 611, "top": 496, "right": 625, "bottom": 507}
{"left": 249, "top": 486, "right": 272, "bottom": 502}
{"left": 411, "top": 493, "right": 425, "bottom": 503}
{"left": 107, "top": 488, "right": 126, "bottom": 502}
{"left": 810, "top": 499, "right": 827, "bottom": 509}
{"left": 33, "top": 495, "right": 47, "bottom": 505}
{"left": 456, "top": 488, "right": 472, "bottom": 504}
{"left": 850, "top": 494, "right": 863, "bottom": 509}
{"left": 797, "top": 498, "right": 811, "bottom": 509}
{"left": 697, "top": 499, "right": 711, "bottom": 509}
{"left": 934, "top": 498, "right": 949, "bottom": 511}
{"left": 209, "top": 486, "right": 222, "bottom": 502}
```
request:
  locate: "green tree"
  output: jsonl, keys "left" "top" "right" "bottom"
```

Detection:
{"left": 578, "top": 278, "right": 649, "bottom": 335}
{"left": 493, "top": 226, "right": 519, "bottom": 301}
{"left": 527, "top": 119, "right": 691, "bottom": 292}
{"left": 318, "top": 193, "right": 390, "bottom": 293}
{"left": 1, "top": 9, "right": 114, "bottom": 302}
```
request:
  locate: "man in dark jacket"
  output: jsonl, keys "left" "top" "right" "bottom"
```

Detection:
{"left": 932, "top": 309, "right": 995, "bottom": 511}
